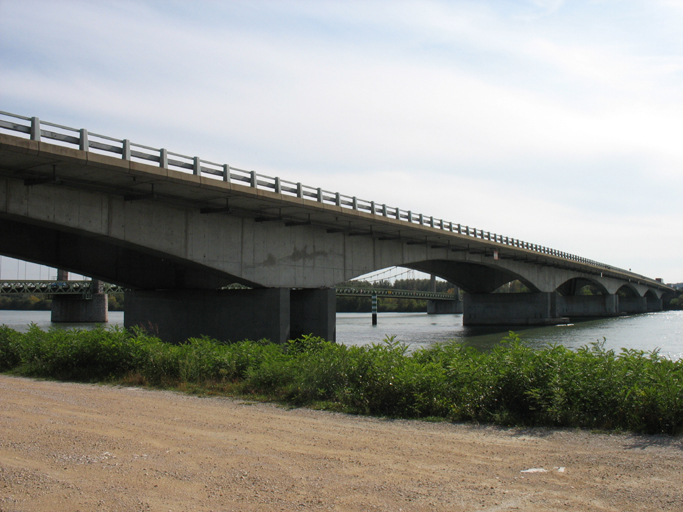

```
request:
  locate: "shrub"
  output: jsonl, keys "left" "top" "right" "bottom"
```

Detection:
{"left": 2, "top": 326, "right": 683, "bottom": 434}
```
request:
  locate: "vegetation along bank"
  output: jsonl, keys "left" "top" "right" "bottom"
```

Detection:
{"left": 1, "top": 325, "right": 682, "bottom": 435}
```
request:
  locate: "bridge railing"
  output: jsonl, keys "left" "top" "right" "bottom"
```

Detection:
{"left": 0, "top": 110, "right": 660, "bottom": 287}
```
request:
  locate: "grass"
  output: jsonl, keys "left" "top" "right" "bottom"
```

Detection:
{"left": 1, "top": 324, "right": 682, "bottom": 435}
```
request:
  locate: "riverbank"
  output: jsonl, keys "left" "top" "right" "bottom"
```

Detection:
{"left": 1, "top": 375, "right": 682, "bottom": 511}
{"left": 2, "top": 326, "right": 683, "bottom": 434}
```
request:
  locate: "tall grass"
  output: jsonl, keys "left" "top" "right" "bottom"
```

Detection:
{"left": 1, "top": 326, "right": 682, "bottom": 435}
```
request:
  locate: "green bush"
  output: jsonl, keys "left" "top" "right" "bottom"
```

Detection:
{"left": 1, "top": 326, "right": 682, "bottom": 434}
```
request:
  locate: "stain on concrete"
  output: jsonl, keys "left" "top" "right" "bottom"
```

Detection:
{"left": 262, "top": 253, "right": 277, "bottom": 266}
{"left": 290, "top": 246, "right": 328, "bottom": 262}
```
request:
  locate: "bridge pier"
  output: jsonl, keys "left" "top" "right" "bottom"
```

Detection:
{"left": 647, "top": 296, "right": 663, "bottom": 312}
{"left": 463, "top": 292, "right": 568, "bottom": 326}
{"left": 290, "top": 288, "right": 336, "bottom": 341}
{"left": 619, "top": 296, "right": 648, "bottom": 315}
{"left": 51, "top": 275, "right": 108, "bottom": 323}
{"left": 124, "top": 287, "right": 336, "bottom": 344}
{"left": 557, "top": 294, "right": 619, "bottom": 319}
{"left": 427, "top": 300, "right": 463, "bottom": 314}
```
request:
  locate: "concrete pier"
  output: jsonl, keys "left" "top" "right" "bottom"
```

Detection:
{"left": 619, "top": 296, "right": 648, "bottom": 315}
{"left": 427, "top": 300, "right": 463, "bottom": 314}
{"left": 290, "top": 288, "right": 336, "bottom": 341}
{"left": 463, "top": 292, "right": 568, "bottom": 326}
{"left": 51, "top": 293, "right": 109, "bottom": 323}
{"left": 124, "top": 287, "right": 335, "bottom": 344}
{"left": 646, "top": 295, "right": 663, "bottom": 312}
{"left": 51, "top": 274, "right": 108, "bottom": 323}
{"left": 557, "top": 294, "right": 619, "bottom": 319}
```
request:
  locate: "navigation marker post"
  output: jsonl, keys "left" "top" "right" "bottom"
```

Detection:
{"left": 372, "top": 293, "right": 378, "bottom": 326}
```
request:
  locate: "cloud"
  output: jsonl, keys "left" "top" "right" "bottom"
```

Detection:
{"left": 1, "top": 0, "right": 682, "bottom": 280}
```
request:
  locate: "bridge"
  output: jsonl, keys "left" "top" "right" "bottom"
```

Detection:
{"left": 0, "top": 111, "right": 674, "bottom": 343}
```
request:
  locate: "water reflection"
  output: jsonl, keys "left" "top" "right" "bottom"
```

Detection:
{"left": 336, "top": 311, "right": 683, "bottom": 359}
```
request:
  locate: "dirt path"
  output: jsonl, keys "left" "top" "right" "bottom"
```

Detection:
{"left": 1, "top": 375, "right": 682, "bottom": 511}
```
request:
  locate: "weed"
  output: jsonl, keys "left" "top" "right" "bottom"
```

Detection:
{"left": 1, "top": 326, "right": 682, "bottom": 434}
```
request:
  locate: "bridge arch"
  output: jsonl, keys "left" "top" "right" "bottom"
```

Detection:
{"left": 0, "top": 216, "right": 260, "bottom": 290}
{"left": 395, "top": 259, "right": 541, "bottom": 294}
{"left": 556, "top": 277, "right": 609, "bottom": 296}
{"left": 617, "top": 283, "right": 642, "bottom": 298}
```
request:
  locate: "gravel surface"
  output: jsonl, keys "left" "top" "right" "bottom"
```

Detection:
{"left": 1, "top": 375, "right": 682, "bottom": 511}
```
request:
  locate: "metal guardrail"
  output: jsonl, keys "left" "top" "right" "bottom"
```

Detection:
{"left": 0, "top": 110, "right": 665, "bottom": 288}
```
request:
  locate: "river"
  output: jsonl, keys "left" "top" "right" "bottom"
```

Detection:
{"left": 1, "top": 310, "right": 682, "bottom": 359}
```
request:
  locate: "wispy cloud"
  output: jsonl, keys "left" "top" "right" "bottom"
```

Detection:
{"left": 1, "top": 0, "right": 682, "bottom": 279}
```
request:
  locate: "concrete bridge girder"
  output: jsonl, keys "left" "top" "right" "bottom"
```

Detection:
{"left": 0, "top": 134, "right": 670, "bottom": 296}
{"left": 392, "top": 255, "right": 625, "bottom": 296}
{"left": 0, "top": 174, "right": 667, "bottom": 309}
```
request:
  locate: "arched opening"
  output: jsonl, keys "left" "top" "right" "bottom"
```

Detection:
{"left": 556, "top": 277, "right": 608, "bottom": 296}
{"left": 399, "top": 260, "right": 539, "bottom": 294}
{"left": 338, "top": 266, "right": 458, "bottom": 314}
{"left": 644, "top": 289, "right": 663, "bottom": 312}
{"left": 492, "top": 280, "right": 532, "bottom": 293}
{"left": 617, "top": 284, "right": 640, "bottom": 298}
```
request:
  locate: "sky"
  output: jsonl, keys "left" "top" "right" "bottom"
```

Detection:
{"left": 1, "top": 0, "right": 682, "bottom": 283}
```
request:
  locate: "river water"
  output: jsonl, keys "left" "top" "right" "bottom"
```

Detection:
{"left": 1, "top": 310, "right": 682, "bottom": 359}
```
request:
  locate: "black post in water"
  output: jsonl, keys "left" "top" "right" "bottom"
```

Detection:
{"left": 371, "top": 293, "right": 378, "bottom": 326}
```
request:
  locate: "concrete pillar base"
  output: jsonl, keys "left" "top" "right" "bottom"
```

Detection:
{"left": 463, "top": 292, "right": 568, "bottom": 326}
{"left": 620, "top": 296, "right": 648, "bottom": 315}
{"left": 51, "top": 294, "right": 108, "bottom": 323}
{"left": 427, "top": 300, "right": 463, "bottom": 314}
{"left": 647, "top": 297, "right": 663, "bottom": 312}
{"left": 125, "top": 288, "right": 290, "bottom": 344}
{"left": 124, "top": 288, "right": 337, "bottom": 344}
{"left": 557, "top": 294, "right": 619, "bottom": 319}
{"left": 290, "top": 288, "right": 336, "bottom": 341}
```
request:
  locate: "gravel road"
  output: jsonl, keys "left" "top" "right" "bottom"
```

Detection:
{"left": 1, "top": 375, "right": 682, "bottom": 511}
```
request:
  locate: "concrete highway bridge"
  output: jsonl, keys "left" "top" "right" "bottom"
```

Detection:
{"left": 0, "top": 112, "right": 674, "bottom": 343}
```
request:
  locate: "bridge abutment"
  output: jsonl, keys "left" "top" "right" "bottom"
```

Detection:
{"left": 463, "top": 292, "right": 568, "bottom": 326}
{"left": 124, "top": 287, "right": 336, "bottom": 344}
{"left": 557, "top": 294, "right": 619, "bottom": 319}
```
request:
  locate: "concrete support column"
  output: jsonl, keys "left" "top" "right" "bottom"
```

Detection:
{"left": 557, "top": 294, "right": 619, "bottom": 319}
{"left": 619, "top": 296, "right": 648, "bottom": 315}
{"left": 647, "top": 296, "right": 663, "bottom": 312}
{"left": 427, "top": 300, "right": 463, "bottom": 314}
{"left": 463, "top": 292, "right": 568, "bottom": 326}
{"left": 124, "top": 288, "right": 291, "bottom": 344}
{"left": 51, "top": 278, "right": 108, "bottom": 323}
{"left": 290, "top": 288, "right": 336, "bottom": 341}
